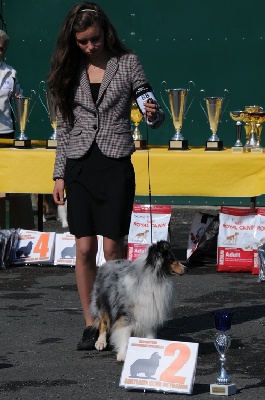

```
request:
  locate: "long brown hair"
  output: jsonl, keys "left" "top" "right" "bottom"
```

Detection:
{"left": 48, "top": 2, "right": 132, "bottom": 125}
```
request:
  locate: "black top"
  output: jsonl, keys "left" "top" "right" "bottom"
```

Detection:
{"left": 90, "top": 83, "right": 101, "bottom": 103}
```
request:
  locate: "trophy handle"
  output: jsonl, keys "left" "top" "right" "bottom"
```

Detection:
{"left": 160, "top": 80, "right": 172, "bottom": 117}
{"left": 185, "top": 80, "right": 195, "bottom": 116}
{"left": 8, "top": 89, "right": 17, "bottom": 122}
{"left": 199, "top": 89, "right": 208, "bottom": 120}
{"left": 28, "top": 89, "right": 37, "bottom": 120}
{"left": 39, "top": 80, "right": 49, "bottom": 114}
{"left": 220, "top": 88, "right": 230, "bottom": 120}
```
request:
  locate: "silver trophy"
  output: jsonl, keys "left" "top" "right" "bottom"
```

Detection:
{"left": 230, "top": 110, "right": 244, "bottom": 152}
{"left": 161, "top": 80, "right": 195, "bottom": 150}
{"left": 200, "top": 89, "right": 229, "bottom": 150}
{"left": 12, "top": 90, "right": 36, "bottom": 148}
{"left": 39, "top": 81, "right": 58, "bottom": 148}
{"left": 210, "top": 310, "right": 236, "bottom": 396}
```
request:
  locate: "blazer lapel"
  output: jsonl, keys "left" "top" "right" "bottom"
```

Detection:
{"left": 97, "top": 56, "right": 118, "bottom": 104}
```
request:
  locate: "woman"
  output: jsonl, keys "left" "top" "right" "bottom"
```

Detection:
{"left": 48, "top": 1, "right": 164, "bottom": 350}
{"left": 0, "top": 30, "right": 23, "bottom": 139}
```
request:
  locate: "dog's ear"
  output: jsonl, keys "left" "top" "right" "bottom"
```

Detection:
{"left": 156, "top": 240, "right": 171, "bottom": 253}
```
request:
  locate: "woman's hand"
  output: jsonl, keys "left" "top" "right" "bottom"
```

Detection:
{"left": 144, "top": 99, "right": 158, "bottom": 122}
{"left": 53, "top": 178, "right": 65, "bottom": 205}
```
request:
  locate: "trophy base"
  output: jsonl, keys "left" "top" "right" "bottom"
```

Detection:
{"left": 46, "top": 139, "right": 57, "bottom": 149}
{"left": 232, "top": 146, "right": 244, "bottom": 153}
{"left": 169, "top": 139, "right": 189, "bottom": 150}
{"left": 134, "top": 139, "right": 147, "bottom": 150}
{"left": 210, "top": 383, "right": 236, "bottom": 396}
{"left": 250, "top": 147, "right": 264, "bottom": 153}
{"left": 13, "top": 139, "right": 32, "bottom": 149}
{"left": 205, "top": 140, "right": 224, "bottom": 151}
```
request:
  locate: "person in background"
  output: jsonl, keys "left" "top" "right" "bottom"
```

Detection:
{"left": 0, "top": 30, "right": 23, "bottom": 139}
{"left": 48, "top": 1, "right": 165, "bottom": 351}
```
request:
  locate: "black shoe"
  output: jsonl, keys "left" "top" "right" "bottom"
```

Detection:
{"left": 77, "top": 326, "right": 98, "bottom": 351}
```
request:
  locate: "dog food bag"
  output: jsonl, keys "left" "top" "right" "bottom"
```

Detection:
{"left": 54, "top": 233, "right": 105, "bottom": 267}
{"left": 217, "top": 207, "right": 256, "bottom": 272}
{"left": 187, "top": 212, "right": 216, "bottom": 260}
{"left": 252, "top": 208, "right": 265, "bottom": 275}
{"left": 127, "top": 204, "right": 171, "bottom": 261}
{"left": 14, "top": 229, "right": 56, "bottom": 265}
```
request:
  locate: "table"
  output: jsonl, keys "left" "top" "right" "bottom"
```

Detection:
{"left": 1, "top": 146, "right": 265, "bottom": 229}
{"left": 1, "top": 147, "right": 265, "bottom": 196}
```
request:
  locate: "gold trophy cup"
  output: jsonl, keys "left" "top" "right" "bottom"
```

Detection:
{"left": 245, "top": 110, "right": 265, "bottom": 152}
{"left": 200, "top": 89, "right": 229, "bottom": 150}
{"left": 130, "top": 100, "right": 146, "bottom": 150}
{"left": 243, "top": 106, "right": 264, "bottom": 152}
{"left": 13, "top": 90, "right": 36, "bottom": 148}
{"left": 161, "top": 80, "right": 195, "bottom": 150}
{"left": 39, "top": 81, "right": 58, "bottom": 149}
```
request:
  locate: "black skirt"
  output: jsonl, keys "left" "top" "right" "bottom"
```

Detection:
{"left": 64, "top": 142, "right": 135, "bottom": 239}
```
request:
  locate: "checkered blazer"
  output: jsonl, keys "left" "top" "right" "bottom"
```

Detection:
{"left": 53, "top": 53, "right": 164, "bottom": 179}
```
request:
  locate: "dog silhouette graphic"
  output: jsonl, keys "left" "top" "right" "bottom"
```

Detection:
{"left": 16, "top": 241, "right": 33, "bottom": 258}
{"left": 130, "top": 352, "right": 161, "bottom": 379}
{"left": 61, "top": 243, "right": 76, "bottom": 259}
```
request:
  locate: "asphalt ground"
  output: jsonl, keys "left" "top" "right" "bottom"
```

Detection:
{"left": 1, "top": 206, "right": 265, "bottom": 399}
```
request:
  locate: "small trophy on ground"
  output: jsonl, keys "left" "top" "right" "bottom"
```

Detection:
{"left": 161, "top": 80, "right": 195, "bottom": 150}
{"left": 230, "top": 110, "right": 244, "bottom": 152}
{"left": 210, "top": 309, "right": 236, "bottom": 396}
{"left": 200, "top": 89, "right": 229, "bottom": 150}
{"left": 130, "top": 100, "right": 146, "bottom": 150}
{"left": 39, "top": 81, "right": 58, "bottom": 149}
{"left": 12, "top": 90, "right": 36, "bottom": 148}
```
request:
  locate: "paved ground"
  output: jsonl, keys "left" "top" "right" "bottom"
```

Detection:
{"left": 0, "top": 206, "right": 265, "bottom": 399}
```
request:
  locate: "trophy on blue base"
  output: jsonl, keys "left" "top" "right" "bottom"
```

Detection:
{"left": 210, "top": 309, "right": 236, "bottom": 396}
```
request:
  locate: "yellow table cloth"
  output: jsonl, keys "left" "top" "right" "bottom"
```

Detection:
{"left": 0, "top": 147, "right": 265, "bottom": 197}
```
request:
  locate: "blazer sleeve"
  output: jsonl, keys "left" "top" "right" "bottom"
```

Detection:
{"left": 53, "top": 110, "right": 70, "bottom": 180}
{"left": 131, "top": 54, "right": 165, "bottom": 129}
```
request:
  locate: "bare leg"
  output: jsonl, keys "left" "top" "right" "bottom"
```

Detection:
{"left": 75, "top": 236, "right": 98, "bottom": 326}
{"left": 103, "top": 236, "right": 125, "bottom": 261}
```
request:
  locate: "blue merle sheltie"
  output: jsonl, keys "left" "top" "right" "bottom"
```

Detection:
{"left": 90, "top": 240, "right": 187, "bottom": 361}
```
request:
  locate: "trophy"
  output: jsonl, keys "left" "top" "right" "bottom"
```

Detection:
{"left": 130, "top": 100, "right": 146, "bottom": 150}
{"left": 243, "top": 106, "right": 264, "bottom": 152}
{"left": 39, "top": 81, "right": 58, "bottom": 149}
{"left": 12, "top": 90, "right": 36, "bottom": 148}
{"left": 210, "top": 310, "right": 236, "bottom": 396}
{"left": 160, "top": 80, "right": 195, "bottom": 150}
{"left": 200, "top": 89, "right": 229, "bottom": 150}
{"left": 230, "top": 110, "right": 244, "bottom": 153}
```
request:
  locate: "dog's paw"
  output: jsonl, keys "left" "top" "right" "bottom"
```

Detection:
{"left": 116, "top": 352, "right": 126, "bottom": 362}
{"left": 61, "top": 221, "right": 68, "bottom": 228}
{"left": 95, "top": 339, "right": 107, "bottom": 351}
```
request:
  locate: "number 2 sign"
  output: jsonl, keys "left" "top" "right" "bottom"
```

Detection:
{"left": 120, "top": 337, "right": 199, "bottom": 394}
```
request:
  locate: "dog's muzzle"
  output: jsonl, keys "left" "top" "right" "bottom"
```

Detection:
{"left": 171, "top": 261, "right": 187, "bottom": 275}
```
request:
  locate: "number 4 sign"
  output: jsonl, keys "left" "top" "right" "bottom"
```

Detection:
{"left": 14, "top": 229, "right": 55, "bottom": 264}
{"left": 120, "top": 337, "right": 199, "bottom": 394}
